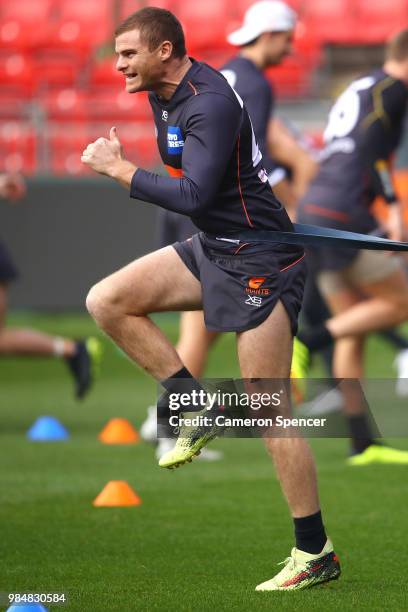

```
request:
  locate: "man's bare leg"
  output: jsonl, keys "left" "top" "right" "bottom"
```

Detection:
{"left": 0, "top": 284, "right": 97, "bottom": 398}
{"left": 323, "top": 285, "right": 377, "bottom": 453}
{"left": 177, "top": 311, "right": 219, "bottom": 378}
{"left": 86, "top": 246, "right": 203, "bottom": 380}
{"left": 324, "top": 286, "right": 365, "bottom": 382}
{"left": 0, "top": 284, "right": 75, "bottom": 358}
{"left": 320, "top": 280, "right": 408, "bottom": 460}
{"left": 327, "top": 268, "right": 408, "bottom": 340}
{"left": 237, "top": 301, "right": 319, "bottom": 518}
{"left": 237, "top": 301, "right": 339, "bottom": 590}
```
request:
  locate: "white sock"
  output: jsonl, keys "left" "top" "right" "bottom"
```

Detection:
{"left": 53, "top": 337, "right": 66, "bottom": 358}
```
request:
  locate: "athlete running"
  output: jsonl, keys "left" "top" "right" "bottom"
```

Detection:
{"left": 293, "top": 30, "right": 408, "bottom": 464}
{"left": 141, "top": 0, "right": 317, "bottom": 460}
{"left": 82, "top": 7, "right": 340, "bottom": 591}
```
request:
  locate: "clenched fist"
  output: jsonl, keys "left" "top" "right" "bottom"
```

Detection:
{"left": 81, "top": 127, "right": 124, "bottom": 175}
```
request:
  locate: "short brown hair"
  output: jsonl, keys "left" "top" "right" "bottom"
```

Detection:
{"left": 115, "top": 7, "right": 187, "bottom": 59}
{"left": 386, "top": 29, "right": 408, "bottom": 61}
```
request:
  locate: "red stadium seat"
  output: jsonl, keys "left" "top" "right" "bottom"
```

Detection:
{"left": 119, "top": 129, "right": 160, "bottom": 168}
{"left": 0, "top": 122, "right": 37, "bottom": 174}
{"left": 195, "top": 49, "right": 235, "bottom": 70}
{"left": 355, "top": 0, "right": 408, "bottom": 43}
{"left": 86, "top": 91, "right": 152, "bottom": 121}
{"left": 120, "top": 0, "right": 178, "bottom": 20}
{"left": 267, "top": 57, "right": 312, "bottom": 98}
{"left": 178, "top": 0, "right": 231, "bottom": 52}
{"left": 58, "top": 0, "right": 113, "bottom": 21}
{"left": 293, "top": 22, "right": 322, "bottom": 65}
{"left": 31, "top": 51, "right": 85, "bottom": 90}
{"left": 41, "top": 90, "right": 88, "bottom": 121}
{"left": 303, "top": 0, "right": 357, "bottom": 44}
{"left": 0, "top": 0, "right": 53, "bottom": 49}
{"left": 48, "top": 18, "right": 113, "bottom": 50}
{"left": 235, "top": 0, "right": 303, "bottom": 19}
{"left": 0, "top": 94, "right": 27, "bottom": 119}
{"left": 88, "top": 58, "right": 123, "bottom": 90}
{"left": 46, "top": 0, "right": 114, "bottom": 51}
{"left": 0, "top": 52, "right": 34, "bottom": 97}
{"left": 47, "top": 125, "right": 91, "bottom": 175}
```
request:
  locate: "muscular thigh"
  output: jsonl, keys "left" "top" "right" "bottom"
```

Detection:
{"left": 237, "top": 300, "right": 293, "bottom": 378}
{"left": 324, "top": 287, "right": 362, "bottom": 316}
{"left": 359, "top": 266, "right": 408, "bottom": 300}
{"left": 317, "top": 270, "right": 362, "bottom": 316}
{"left": 98, "top": 246, "right": 203, "bottom": 314}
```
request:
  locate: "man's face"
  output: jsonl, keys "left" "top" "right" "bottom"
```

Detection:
{"left": 263, "top": 30, "right": 293, "bottom": 66}
{"left": 115, "top": 29, "right": 167, "bottom": 92}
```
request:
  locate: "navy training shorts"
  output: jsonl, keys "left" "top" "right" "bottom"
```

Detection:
{"left": 0, "top": 240, "right": 18, "bottom": 284}
{"left": 173, "top": 232, "right": 306, "bottom": 335}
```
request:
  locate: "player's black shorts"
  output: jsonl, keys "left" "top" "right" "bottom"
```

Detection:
{"left": 0, "top": 240, "right": 18, "bottom": 284}
{"left": 173, "top": 233, "right": 306, "bottom": 335}
{"left": 156, "top": 208, "right": 197, "bottom": 249}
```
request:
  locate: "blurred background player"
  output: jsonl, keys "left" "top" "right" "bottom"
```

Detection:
{"left": 140, "top": 0, "right": 318, "bottom": 457}
{"left": 0, "top": 172, "right": 100, "bottom": 399}
{"left": 293, "top": 30, "right": 408, "bottom": 464}
{"left": 224, "top": 0, "right": 317, "bottom": 206}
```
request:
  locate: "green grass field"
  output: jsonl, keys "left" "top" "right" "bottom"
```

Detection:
{"left": 1, "top": 313, "right": 408, "bottom": 611}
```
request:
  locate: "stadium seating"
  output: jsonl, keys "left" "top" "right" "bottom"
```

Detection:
{"left": 31, "top": 51, "right": 86, "bottom": 90}
{"left": 0, "top": 51, "right": 35, "bottom": 97}
{"left": 120, "top": 0, "right": 178, "bottom": 19}
{"left": 302, "top": 0, "right": 358, "bottom": 44}
{"left": 88, "top": 58, "right": 124, "bottom": 90}
{"left": 33, "top": 0, "right": 114, "bottom": 55}
{"left": 41, "top": 89, "right": 151, "bottom": 123}
{"left": 0, "top": 122, "right": 37, "bottom": 174}
{"left": 2, "top": 0, "right": 407, "bottom": 176}
{"left": 355, "top": 0, "right": 408, "bottom": 43}
{"left": 235, "top": 0, "right": 303, "bottom": 16}
{"left": 86, "top": 91, "right": 152, "bottom": 122}
{"left": 178, "top": 0, "right": 232, "bottom": 52}
{"left": 47, "top": 125, "right": 91, "bottom": 175}
{"left": 116, "top": 127, "right": 160, "bottom": 168}
{"left": 41, "top": 90, "right": 88, "bottom": 121}
{"left": 0, "top": 0, "right": 53, "bottom": 49}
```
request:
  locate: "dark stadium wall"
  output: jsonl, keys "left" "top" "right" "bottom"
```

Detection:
{"left": 1, "top": 178, "right": 157, "bottom": 310}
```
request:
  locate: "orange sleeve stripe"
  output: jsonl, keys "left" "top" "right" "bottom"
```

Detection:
{"left": 165, "top": 165, "right": 183, "bottom": 178}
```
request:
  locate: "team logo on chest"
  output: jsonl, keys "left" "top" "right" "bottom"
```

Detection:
{"left": 161, "top": 110, "right": 168, "bottom": 121}
{"left": 167, "top": 126, "right": 184, "bottom": 155}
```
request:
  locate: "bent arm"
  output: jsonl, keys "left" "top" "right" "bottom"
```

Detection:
{"left": 129, "top": 94, "right": 242, "bottom": 215}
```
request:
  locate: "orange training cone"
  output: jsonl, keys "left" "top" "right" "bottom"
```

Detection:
{"left": 98, "top": 418, "right": 140, "bottom": 444}
{"left": 93, "top": 480, "right": 142, "bottom": 507}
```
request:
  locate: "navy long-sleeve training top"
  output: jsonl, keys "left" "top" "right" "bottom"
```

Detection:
{"left": 130, "top": 59, "right": 292, "bottom": 235}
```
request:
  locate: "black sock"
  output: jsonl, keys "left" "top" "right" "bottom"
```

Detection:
{"left": 294, "top": 510, "right": 327, "bottom": 554}
{"left": 347, "top": 414, "right": 375, "bottom": 454}
{"left": 160, "top": 367, "right": 206, "bottom": 414}
{"left": 298, "top": 325, "right": 333, "bottom": 353}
